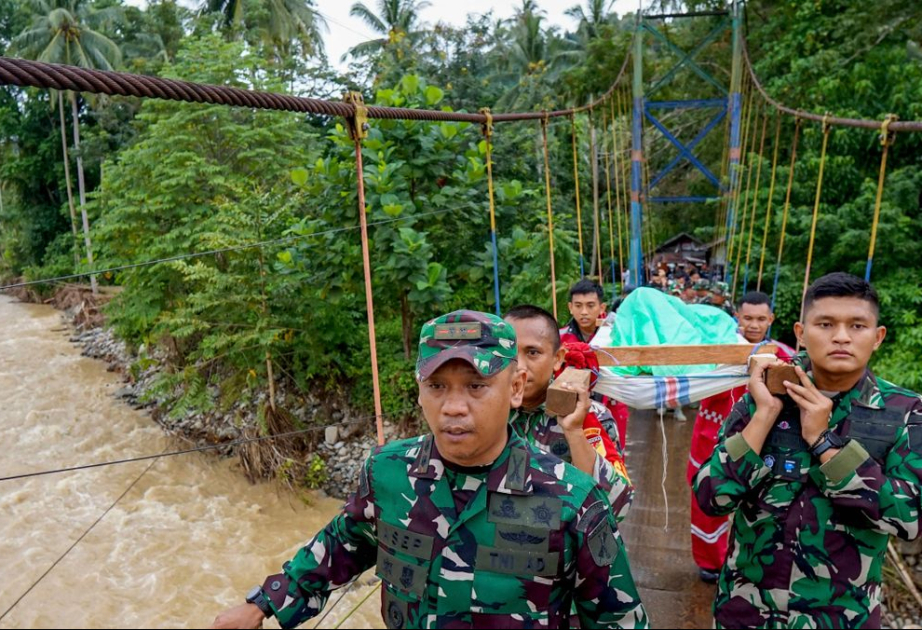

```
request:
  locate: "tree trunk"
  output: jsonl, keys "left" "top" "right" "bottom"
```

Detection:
{"left": 589, "top": 118, "right": 602, "bottom": 284}
{"left": 70, "top": 92, "right": 97, "bottom": 295}
{"left": 58, "top": 91, "right": 80, "bottom": 268}
{"left": 401, "top": 292, "right": 412, "bottom": 361}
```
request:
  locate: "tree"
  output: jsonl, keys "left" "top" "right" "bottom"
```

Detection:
{"left": 11, "top": 0, "right": 123, "bottom": 292}
{"left": 200, "top": 0, "right": 327, "bottom": 60}
{"left": 347, "top": 0, "right": 430, "bottom": 59}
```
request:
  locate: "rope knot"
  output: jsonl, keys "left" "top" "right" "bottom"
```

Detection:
{"left": 880, "top": 113, "right": 898, "bottom": 147}
{"left": 479, "top": 107, "right": 493, "bottom": 139}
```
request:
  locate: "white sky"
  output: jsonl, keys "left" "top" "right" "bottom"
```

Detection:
{"left": 316, "top": 0, "right": 646, "bottom": 69}
{"left": 125, "top": 0, "right": 650, "bottom": 71}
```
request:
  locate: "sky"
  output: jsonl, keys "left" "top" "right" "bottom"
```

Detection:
{"left": 124, "top": 0, "right": 651, "bottom": 71}
{"left": 315, "top": 0, "right": 647, "bottom": 70}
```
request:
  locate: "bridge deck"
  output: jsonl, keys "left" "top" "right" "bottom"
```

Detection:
{"left": 619, "top": 409, "right": 716, "bottom": 629}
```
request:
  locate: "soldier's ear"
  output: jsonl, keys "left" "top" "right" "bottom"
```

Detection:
{"left": 509, "top": 365, "right": 526, "bottom": 408}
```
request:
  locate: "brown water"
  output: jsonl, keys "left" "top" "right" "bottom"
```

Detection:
{"left": 0, "top": 295, "right": 382, "bottom": 629}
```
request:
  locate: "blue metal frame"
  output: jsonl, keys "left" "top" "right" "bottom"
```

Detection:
{"left": 645, "top": 107, "right": 724, "bottom": 189}
{"left": 646, "top": 104, "right": 727, "bottom": 191}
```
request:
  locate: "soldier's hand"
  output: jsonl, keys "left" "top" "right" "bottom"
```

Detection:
{"left": 784, "top": 365, "right": 833, "bottom": 445}
{"left": 211, "top": 603, "right": 266, "bottom": 629}
{"left": 558, "top": 381, "right": 591, "bottom": 433}
{"left": 748, "top": 359, "right": 783, "bottom": 420}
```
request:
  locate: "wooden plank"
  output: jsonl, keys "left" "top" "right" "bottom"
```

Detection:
{"left": 595, "top": 343, "right": 777, "bottom": 367}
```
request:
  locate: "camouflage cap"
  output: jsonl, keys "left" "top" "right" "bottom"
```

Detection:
{"left": 711, "top": 281, "right": 729, "bottom": 296}
{"left": 694, "top": 279, "right": 711, "bottom": 291}
{"left": 416, "top": 310, "right": 517, "bottom": 380}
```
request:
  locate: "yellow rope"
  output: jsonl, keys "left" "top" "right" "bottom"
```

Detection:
{"left": 617, "top": 87, "right": 631, "bottom": 271}
{"left": 590, "top": 106, "right": 604, "bottom": 284}
{"left": 756, "top": 113, "right": 783, "bottom": 291}
{"left": 608, "top": 98, "right": 625, "bottom": 283}
{"left": 741, "top": 111, "right": 770, "bottom": 293}
{"left": 866, "top": 114, "right": 897, "bottom": 281}
{"left": 332, "top": 581, "right": 382, "bottom": 629}
{"left": 772, "top": 118, "right": 802, "bottom": 299}
{"left": 571, "top": 113, "right": 585, "bottom": 275}
{"left": 732, "top": 100, "right": 760, "bottom": 299}
{"left": 799, "top": 115, "right": 832, "bottom": 325}
{"left": 541, "top": 114, "right": 559, "bottom": 320}
{"left": 603, "top": 102, "right": 618, "bottom": 288}
{"left": 727, "top": 80, "right": 755, "bottom": 271}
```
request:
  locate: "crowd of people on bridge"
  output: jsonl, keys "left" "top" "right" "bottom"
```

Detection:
{"left": 212, "top": 271, "right": 922, "bottom": 630}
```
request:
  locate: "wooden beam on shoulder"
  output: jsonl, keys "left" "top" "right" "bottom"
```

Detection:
{"left": 595, "top": 343, "right": 777, "bottom": 367}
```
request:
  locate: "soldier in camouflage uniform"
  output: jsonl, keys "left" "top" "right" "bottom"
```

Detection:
{"left": 504, "top": 305, "right": 634, "bottom": 522}
{"left": 212, "top": 310, "right": 648, "bottom": 630}
{"left": 694, "top": 273, "right": 922, "bottom": 628}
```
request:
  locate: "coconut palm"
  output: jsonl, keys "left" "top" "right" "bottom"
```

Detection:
{"left": 346, "top": 0, "right": 430, "bottom": 59}
{"left": 201, "top": 0, "right": 327, "bottom": 59}
{"left": 11, "top": 0, "right": 122, "bottom": 293}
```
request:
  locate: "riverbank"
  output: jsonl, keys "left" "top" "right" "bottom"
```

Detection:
{"left": 4, "top": 282, "right": 400, "bottom": 500}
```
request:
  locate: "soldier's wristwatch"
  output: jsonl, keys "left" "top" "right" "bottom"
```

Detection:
{"left": 810, "top": 429, "right": 847, "bottom": 458}
{"left": 246, "top": 585, "right": 273, "bottom": 618}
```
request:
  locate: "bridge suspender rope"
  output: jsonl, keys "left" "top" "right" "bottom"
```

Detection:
{"left": 742, "top": 110, "right": 770, "bottom": 293}
{"left": 345, "top": 92, "right": 385, "bottom": 446}
{"left": 540, "top": 114, "right": 559, "bottom": 321}
{"left": 603, "top": 102, "right": 619, "bottom": 288}
{"left": 756, "top": 113, "right": 783, "bottom": 291}
{"left": 480, "top": 108, "right": 502, "bottom": 316}
{"left": 866, "top": 115, "right": 897, "bottom": 281}
{"left": 610, "top": 97, "right": 626, "bottom": 284}
{"left": 571, "top": 113, "right": 586, "bottom": 277}
{"left": 731, "top": 98, "right": 760, "bottom": 299}
{"left": 770, "top": 118, "right": 802, "bottom": 314}
{"left": 798, "top": 116, "right": 833, "bottom": 330}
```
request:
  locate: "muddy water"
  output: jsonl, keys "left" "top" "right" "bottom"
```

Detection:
{"left": 0, "top": 295, "right": 382, "bottom": 629}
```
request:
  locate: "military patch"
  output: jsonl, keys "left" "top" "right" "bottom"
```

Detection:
{"left": 488, "top": 494, "right": 561, "bottom": 529}
{"left": 378, "top": 522, "right": 435, "bottom": 560}
{"left": 475, "top": 546, "right": 559, "bottom": 576}
{"left": 549, "top": 437, "right": 570, "bottom": 458}
{"left": 587, "top": 519, "right": 619, "bottom": 567}
{"left": 583, "top": 427, "right": 606, "bottom": 457}
{"left": 847, "top": 407, "right": 904, "bottom": 463}
{"left": 495, "top": 523, "right": 549, "bottom": 550}
{"left": 383, "top": 590, "right": 408, "bottom": 629}
{"left": 376, "top": 547, "right": 428, "bottom": 597}
{"left": 576, "top": 501, "right": 607, "bottom": 533}
{"left": 434, "top": 322, "right": 482, "bottom": 340}
{"left": 505, "top": 447, "right": 527, "bottom": 490}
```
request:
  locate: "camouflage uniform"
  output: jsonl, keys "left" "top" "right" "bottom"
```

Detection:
{"left": 509, "top": 401, "right": 634, "bottom": 522}
{"left": 256, "top": 310, "right": 649, "bottom": 629}
{"left": 260, "top": 432, "right": 649, "bottom": 629}
{"left": 694, "top": 356, "right": 922, "bottom": 628}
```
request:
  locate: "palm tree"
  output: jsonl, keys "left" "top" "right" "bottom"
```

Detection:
{"left": 201, "top": 0, "right": 327, "bottom": 59}
{"left": 347, "top": 0, "right": 430, "bottom": 59}
{"left": 564, "top": 0, "right": 615, "bottom": 41}
{"left": 11, "top": 0, "right": 122, "bottom": 294}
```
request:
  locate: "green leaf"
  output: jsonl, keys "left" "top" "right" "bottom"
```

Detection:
{"left": 291, "top": 167, "right": 309, "bottom": 187}
{"left": 277, "top": 250, "right": 293, "bottom": 264}
{"left": 425, "top": 86, "right": 444, "bottom": 106}
{"left": 401, "top": 75, "right": 420, "bottom": 95}
{"left": 383, "top": 204, "right": 403, "bottom": 217}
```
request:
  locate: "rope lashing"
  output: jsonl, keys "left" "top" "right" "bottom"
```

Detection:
{"left": 865, "top": 114, "right": 898, "bottom": 281}
{"left": 742, "top": 111, "right": 770, "bottom": 293}
{"left": 770, "top": 118, "right": 802, "bottom": 314}
{"left": 610, "top": 97, "right": 626, "bottom": 285}
{"left": 540, "top": 113, "right": 559, "bottom": 320}
{"left": 756, "top": 114, "right": 783, "bottom": 291}
{"left": 480, "top": 107, "right": 502, "bottom": 315}
{"left": 345, "top": 91, "right": 384, "bottom": 446}
{"left": 571, "top": 112, "right": 586, "bottom": 277}
{"left": 798, "top": 114, "right": 832, "bottom": 328}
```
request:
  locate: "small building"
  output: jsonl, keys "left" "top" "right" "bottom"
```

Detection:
{"left": 650, "top": 232, "right": 709, "bottom": 271}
